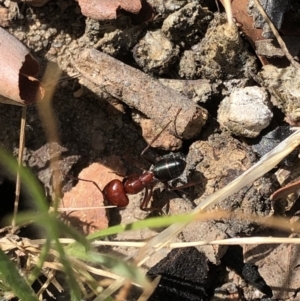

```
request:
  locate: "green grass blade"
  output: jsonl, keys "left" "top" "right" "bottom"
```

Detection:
{"left": 88, "top": 252, "right": 148, "bottom": 286}
{"left": 55, "top": 219, "right": 90, "bottom": 250}
{"left": 28, "top": 238, "right": 51, "bottom": 284}
{"left": 86, "top": 213, "right": 196, "bottom": 241}
{"left": 0, "top": 149, "right": 82, "bottom": 300}
{"left": 0, "top": 148, "right": 48, "bottom": 213}
{"left": 50, "top": 227, "right": 82, "bottom": 301}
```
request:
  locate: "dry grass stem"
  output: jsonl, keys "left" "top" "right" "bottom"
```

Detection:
{"left": 171, "top": 237, "right": 300, "bottom": 248}
{"left": 137, "top": 276, "right": 161, "bottom": 301}
{"left": 115, "top": 280, "right": 132, "bottom": 301}
{"left": 253, "top": 0, "right": 300, "bottom": 70}
{"left": 36, "top": 270, "right": 56, "bottom": 298}
{"left": 94, "top": 278, "right": 127, "bottom": 301}
{"left": 12, "top": 105, "right": 27, "bottom": 230}
{"left": 222, "top": 0, "right": 233, "bottom": 26}
{"left": 38, "top": 64, "right": 62, "bottom": 207}
{"left": 57, "top": 206, "right": 116, "bottom": 211}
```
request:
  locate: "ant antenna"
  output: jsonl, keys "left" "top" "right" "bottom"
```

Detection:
{"left": 140, "top": 120, "right": 172, "bottom": 157}
{"left": 68, "top": 175, "right": 104, "bottom": 195}
{"left": 140, "top": 109, "right": 182, "bottom": 157}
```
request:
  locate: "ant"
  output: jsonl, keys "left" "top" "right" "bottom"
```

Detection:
{"left": 102, "top": 114, "right": 188, "bottom": 211}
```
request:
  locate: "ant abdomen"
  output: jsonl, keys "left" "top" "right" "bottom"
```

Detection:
{"left": 153, "top": 158, "right": 186, "bottom": 182}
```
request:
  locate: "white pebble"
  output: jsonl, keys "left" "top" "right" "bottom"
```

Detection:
{"left": 217, "top": 87, "right": 273, "bottom": 138}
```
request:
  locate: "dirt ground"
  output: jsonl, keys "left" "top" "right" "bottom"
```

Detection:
{"left": 1, "top": 0, "right": 300, "bottom": 300}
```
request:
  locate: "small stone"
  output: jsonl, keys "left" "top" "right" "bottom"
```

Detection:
{"left": 217, "top": 87, "right": 273, "bottom": 138}
{"left": 95, "top": 28, "right": 141, "bottom": 57}
{"left": 61, "top": 157, "right": 126, "bottom": 235}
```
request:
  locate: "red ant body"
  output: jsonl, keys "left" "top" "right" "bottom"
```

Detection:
{"left": 73, "top": 109, "right": 190, "bottom": 211}
{"left": 102, "top": 157, "right": 186, "bottom": 211}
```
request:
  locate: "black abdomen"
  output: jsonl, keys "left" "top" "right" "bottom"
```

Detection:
{"left": 153, "top": 158, "right": 186, "bottom": 182}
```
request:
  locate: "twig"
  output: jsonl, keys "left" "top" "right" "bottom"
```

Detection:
{"left": 12, "top": 105, "right": 27, "bottom": 230}
{"left": 74, "top": 49, "right": 208, "bottom": 140}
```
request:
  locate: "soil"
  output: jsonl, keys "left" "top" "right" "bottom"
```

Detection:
{"left": 1, "top": 0, "right": 300, "bottom": 300}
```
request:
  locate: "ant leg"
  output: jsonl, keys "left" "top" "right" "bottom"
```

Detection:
{"left": 169, "top": 181, "right": 200, "bottom": 191}
{"left": 109, "top": 171, "right": 127, "bottom": 178}
{"left": 121, "top": 138, "right": 149, "bottom": 171}
{"left": 123, "top": 109, "right": 182, "bottom": 171}
{"left": 122, "top": 152, "right": 147, "bottom": 172}
{"left": 140, "top": 186, "right": 154, "bottom": 211}
{"left": 173, "top": 108, "right": 181, "bottom": 138}
{"left": 164, "top": 180, "right": 200, "bottom": 208}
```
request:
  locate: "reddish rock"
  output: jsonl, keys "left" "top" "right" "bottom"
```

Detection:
{"left": 61, "top": 156, "right": 125, "bottom": 235}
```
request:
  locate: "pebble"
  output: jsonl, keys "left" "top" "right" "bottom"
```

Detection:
{"left": 132, "top": 29, "right": 179, "bottom": 74}
{"left": 217, "top": 86, "right": 273, "bottom": 138}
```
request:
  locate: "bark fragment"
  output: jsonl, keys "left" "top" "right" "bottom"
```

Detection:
{"left": 0, "top": 28, "right": 44, "bottom": 106}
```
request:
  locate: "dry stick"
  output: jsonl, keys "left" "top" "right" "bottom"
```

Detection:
{"left": 12, "top": 105, "right": 27, "bottom": 230}
{"left": 74, "top": 49, "right": 208, "bottom": 140}
{"left": 253, "top": 0, "right": 300, "bottom": 70}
